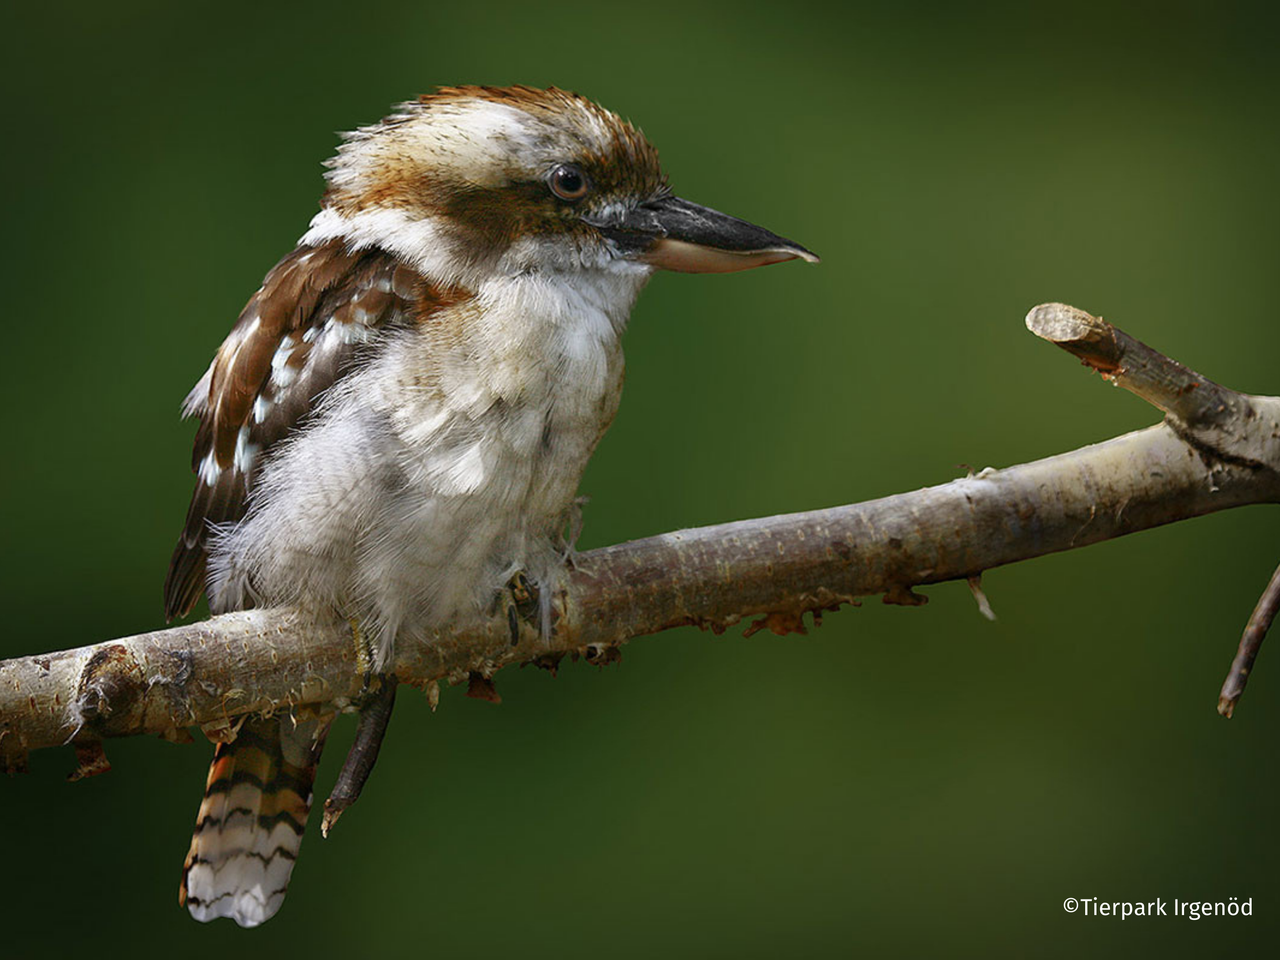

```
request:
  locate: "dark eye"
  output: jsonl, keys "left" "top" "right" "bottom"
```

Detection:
{"left": 549, "top": 163, "right": 590, "bottom": 201}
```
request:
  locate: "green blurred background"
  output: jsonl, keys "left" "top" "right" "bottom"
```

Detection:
{"left": 4, "top": 1, "right": 1278, "bottom": 955}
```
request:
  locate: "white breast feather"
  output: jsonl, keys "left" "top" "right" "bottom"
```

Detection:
{"left": 207, "top": 260, "right": 650, "bottom": 667}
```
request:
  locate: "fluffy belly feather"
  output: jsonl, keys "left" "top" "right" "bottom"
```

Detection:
{"left": 207, "top": 273, "right": 631, "bottom": 667}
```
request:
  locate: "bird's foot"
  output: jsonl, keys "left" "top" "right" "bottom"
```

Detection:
{"left": 348, "top": 618, "right": 379, "bottom": 695}
{"left": 495, "top": 571, "right": 546, "bottom": 646}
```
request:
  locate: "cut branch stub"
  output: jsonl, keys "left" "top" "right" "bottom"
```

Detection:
{"left": 1028, "top": 302, "right": 1280, "bottom": 714}
{"left": 1028, "top": 302, "right": 1280, "bottom": 475}
{"left": 1026, "top": 302, "right": 1244, "bottom": 428}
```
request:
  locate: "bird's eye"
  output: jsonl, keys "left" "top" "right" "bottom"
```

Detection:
{"left": 549, "top": 164, "right": 590, "bottom": 201}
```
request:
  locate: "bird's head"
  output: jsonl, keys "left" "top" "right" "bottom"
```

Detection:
{"left": 308, "top": 86, "right": 817, "bottom": 287}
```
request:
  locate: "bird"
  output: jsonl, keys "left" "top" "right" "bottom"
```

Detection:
{"left": 166, "top": 85, "right": 817, "bottom": 927}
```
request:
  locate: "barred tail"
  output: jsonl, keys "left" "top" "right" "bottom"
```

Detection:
{"left": 179, "top": 715, "right": 330, "bottom": 927}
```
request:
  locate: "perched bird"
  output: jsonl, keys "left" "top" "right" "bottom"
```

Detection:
{"left": 167, "top": 85, "right": 816, "bottom": 927}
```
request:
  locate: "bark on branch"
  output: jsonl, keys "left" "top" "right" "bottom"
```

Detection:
{"left": 3, "top": 304, "right": 1278, "bottom": 775}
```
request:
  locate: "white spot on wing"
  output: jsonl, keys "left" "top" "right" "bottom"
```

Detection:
{"left": 270, "top": 335, "right": 298, "bottom": 387}
{"left": 271, "top": 335, "right": 296, "bottom": 369}
{"left": 335, "top": 320, "right": 374, "bottom": 345}
{"left": 234, "top": 426, "right": 259, "bottom": 474}
{"left": 198, "top": 453, "right": 222, "bottom": 485}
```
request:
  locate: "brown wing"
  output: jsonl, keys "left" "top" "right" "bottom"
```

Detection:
{"left": 164, "top": 240, "right": 425, "bottom": 620}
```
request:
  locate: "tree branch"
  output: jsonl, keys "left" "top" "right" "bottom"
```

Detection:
{"left": 3, "top": 304, "right": 1278, "bottom": 773}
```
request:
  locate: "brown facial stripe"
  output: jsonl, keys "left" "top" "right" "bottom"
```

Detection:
{"left": 438, "top": 180, "right": 557, "bottom": 250}
{"left": 437, "top": 176, "right": 665, "bottom": 260}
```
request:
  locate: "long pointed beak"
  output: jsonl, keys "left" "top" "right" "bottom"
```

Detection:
{"left": 593, "top": 195, "right": 819, "bottom": 274}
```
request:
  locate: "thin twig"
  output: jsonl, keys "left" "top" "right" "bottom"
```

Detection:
{"left": 322, "top": 674, "right": 398, "bottom": 835}
{"left": 1218, "top": 562, "right": 1280, "bottom": 718}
